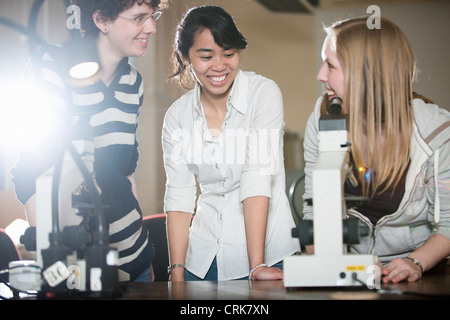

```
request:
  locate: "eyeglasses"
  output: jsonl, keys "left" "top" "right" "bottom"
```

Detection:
{"left": 118, "top": 10, "right": 163, "bottom": 26}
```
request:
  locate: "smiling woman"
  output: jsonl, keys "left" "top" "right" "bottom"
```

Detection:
{"left": 163, "top": 5, "right": 300, "bottom": 282}
{"left": 187, "top": 29, "right": 240, "bottom": 102}
{"left": 170, "top": 5, "right": 247, "bottom": 90}
{"left": 71, "top": 0, "right": 167, "bottom": 38}
{"left": 9, "top": 0, "right": 169, "bottom": 283}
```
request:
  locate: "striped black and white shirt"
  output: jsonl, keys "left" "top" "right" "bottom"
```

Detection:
{"left": 162, "top": 70, "right": 300, "bottom": 280}
{"left": 11, "top": 45, "right": 154, "bottom": 281}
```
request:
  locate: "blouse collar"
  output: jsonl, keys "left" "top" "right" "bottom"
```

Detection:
{"left": 192, "top": 69, "right": 248, "bottom": 116}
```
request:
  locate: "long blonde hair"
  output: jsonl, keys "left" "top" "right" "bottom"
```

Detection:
{"left": 323, "top": 17, "right": 415, "bottom": 197}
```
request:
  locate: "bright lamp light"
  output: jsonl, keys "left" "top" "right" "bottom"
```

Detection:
{"left": 69, "top": 61, "right": 100, "bottom": 80}
{"left": 0, "top": 80, "right": 59, "bottom": 149}
{"left": 63, "top": 36, "right": 101, "bottom": 86}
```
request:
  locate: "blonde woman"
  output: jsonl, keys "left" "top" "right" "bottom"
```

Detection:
{"left": 303, "top": 17, "right": 450, "bottom": 283}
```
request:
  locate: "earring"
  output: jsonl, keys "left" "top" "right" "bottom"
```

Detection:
{"left": 103, "top": 27, "right": 108, "bottom": 33}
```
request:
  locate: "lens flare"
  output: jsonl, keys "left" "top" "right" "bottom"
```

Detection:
{"left": 69, "top": 61, "right": 99, "bottom": 80}
{"left": 0, "top": 80, "right": 59, "bottom": 149}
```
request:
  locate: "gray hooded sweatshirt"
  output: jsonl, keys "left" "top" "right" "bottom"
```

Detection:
{"left": 303, "top": 97, "right": 450, "bottom": 263}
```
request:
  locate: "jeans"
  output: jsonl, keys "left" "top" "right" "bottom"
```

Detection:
{"left": 184, "top": 258, "right": 283, "bottom": 281}
{"left": 133, "top": 266, "right": 151, "bottom": 282}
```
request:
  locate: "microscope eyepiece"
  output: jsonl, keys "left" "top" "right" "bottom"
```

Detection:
{"left": 329, "top": 97, "right": 343, "bottom": 115}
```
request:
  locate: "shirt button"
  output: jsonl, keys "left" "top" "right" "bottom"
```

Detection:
{"left": 215, "top": 163, "right": 219, "bottom": 169}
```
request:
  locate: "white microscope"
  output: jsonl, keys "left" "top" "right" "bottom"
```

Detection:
{"left": 284, "top": 97, "right": 380, "bottom": 289}
{"left": 15, "top": 130, "right": 121, "bottom": 299}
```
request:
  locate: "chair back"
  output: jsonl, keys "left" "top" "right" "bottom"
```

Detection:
{"left": 143, "top": 214, "right": 169, "bottom": 281}
{"left": 0, "top": 228, "right": 21, "bottom": 271}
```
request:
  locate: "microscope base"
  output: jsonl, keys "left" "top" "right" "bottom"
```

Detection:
{"left": 284, "top": 254, "right": 380, "bottom": 288}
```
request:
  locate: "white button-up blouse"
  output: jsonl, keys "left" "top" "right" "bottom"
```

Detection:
{"left": 162, "top": 70, "right": 300, "bottom": 280}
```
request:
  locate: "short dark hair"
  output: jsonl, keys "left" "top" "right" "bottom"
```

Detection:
{"left": 70, "top": 0, "right": 165, "bottom": 38}
{"left": 170, "top": 6, "right": 248, "bottom": 89}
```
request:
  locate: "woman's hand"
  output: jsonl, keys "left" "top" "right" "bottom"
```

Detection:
{"left": 250, "top": 265, "right": 283, "bottom": 281}
{"left": 381, "top": 257, "right": 422, "bottom": 283}
{"left": 169, "top": 267, "right": 185, "bottom": 282}
{"left": 382, "top": 235, "right": 450, "bottom": 284}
